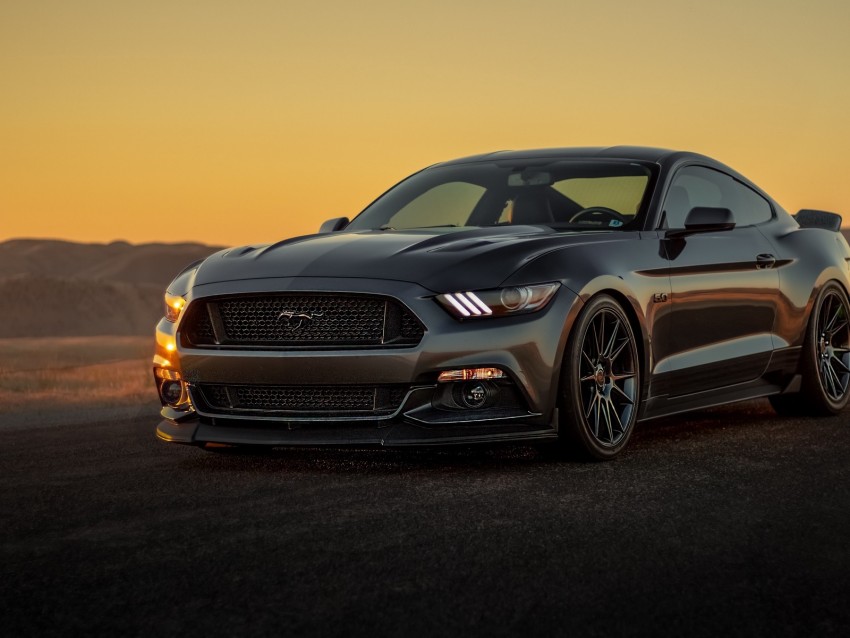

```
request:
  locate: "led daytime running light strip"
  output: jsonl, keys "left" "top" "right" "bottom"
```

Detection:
{"left": 441, "top": 292, "right": 492, "bottom": 317}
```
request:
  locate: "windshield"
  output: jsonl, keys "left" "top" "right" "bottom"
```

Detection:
{"left": 347, "top": 160, "right": 655, "bottom": 232}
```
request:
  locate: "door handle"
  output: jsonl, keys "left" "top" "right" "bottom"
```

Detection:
{"left": 756, "top": 254, "right": 776, "bottom": 269}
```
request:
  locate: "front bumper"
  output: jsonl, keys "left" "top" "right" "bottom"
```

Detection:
{"left": 154, "top": 276, "right": 580, "bottom": 447}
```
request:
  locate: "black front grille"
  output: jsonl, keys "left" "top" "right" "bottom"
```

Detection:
{"left": 221, "top": 295, "right": 384, "bottom": 343}
{"left": 197, "top": 383, "right": 408, "bottom": 416}
{"left": 185, "top": 308, "right": 214, "bottom": 344}
{"left": 181, "top": 293, "right": 424, "bottom": 348}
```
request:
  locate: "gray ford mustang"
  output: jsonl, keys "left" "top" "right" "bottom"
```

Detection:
{"left": 154, "top": 146, "right": 850, "bottom": 459}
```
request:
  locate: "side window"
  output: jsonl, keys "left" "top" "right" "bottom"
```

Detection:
{"left": 663, "top": 166, "right": 772, "bottom": 228}
{"left": 387, "top": 182, "right": 485, "bottom": 229}
{"left": 726, "top": 180, "right": 773, "bottom": 226}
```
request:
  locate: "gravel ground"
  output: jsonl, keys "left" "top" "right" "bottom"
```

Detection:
{"left": 1, "top": 400, "right": 848, "bottom": 637}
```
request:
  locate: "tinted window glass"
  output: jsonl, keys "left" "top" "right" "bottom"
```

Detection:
{"left": 729, "top": 180, "right": 773, "bottom": 226}
{"left": 388, "top": 182, "right": 486, "bottom": 229}
{"left": 663, "top": 166, "right": 772, "bottom": 228}
{"left": 347, "top": 161, "right": 654, "bottom": 231}
{"left": 553, "top": 176, "right": 647, "bottom": 214}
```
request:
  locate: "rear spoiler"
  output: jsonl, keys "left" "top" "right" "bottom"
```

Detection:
{"left": 795, "top": 209, "right": 842, "bottom": 232}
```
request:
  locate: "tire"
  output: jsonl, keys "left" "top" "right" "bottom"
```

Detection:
{"left": 559, "top": 295, "right": 641, "bottom": 460}
{"left": 781, "top": 281, "right": 850, "bottom": 416}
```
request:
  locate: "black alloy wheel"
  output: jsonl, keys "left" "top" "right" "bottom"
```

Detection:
{"left": 804, "top": 282, "right": 850, "bottom": 413}
{"left": 772, "top": 281, "right": 850, "bottom": 416}
{"left": 561, "top": 295, "right": 641, "bottom": 460}
{"left": 814, "top": 287, "right": 850, "bottom": 403}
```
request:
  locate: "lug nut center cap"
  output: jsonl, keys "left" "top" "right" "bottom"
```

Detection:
{"left": 595, "top": 368, "right": 606, "bottom": 386}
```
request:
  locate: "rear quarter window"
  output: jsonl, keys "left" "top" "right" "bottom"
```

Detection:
{"left": 666, "top": 166, "right": 773, "bottom": 228}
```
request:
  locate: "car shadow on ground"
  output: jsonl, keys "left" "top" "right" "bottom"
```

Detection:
{"left": 629, "top": 398, "right": 783, "bottom": 445}
{"left": 171, "top": 399, "right": 813, "bottom": 475}
{"left": 176, "top": 439, "right": 552, "bottom": 475}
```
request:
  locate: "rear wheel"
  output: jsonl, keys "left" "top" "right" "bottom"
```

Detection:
{"left": 771, "top": 282, "right": 850, "bottom": 416}
{"left": 560, "top": 295, "right": 641, "bottom": 460}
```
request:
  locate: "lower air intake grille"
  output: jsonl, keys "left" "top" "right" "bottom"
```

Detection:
{"left": 197, "top": 383, "right": 408, "bottom": 416}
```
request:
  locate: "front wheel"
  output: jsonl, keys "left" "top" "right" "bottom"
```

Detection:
{"left": 560, "top": 295, "right": 641, "bottom": 460}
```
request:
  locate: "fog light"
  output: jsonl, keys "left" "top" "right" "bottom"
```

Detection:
{"left": 160, "top": 380, "right": 184, "bottom": 406}
{"left": 458, "top": 381, "right": 495, "bottom": 409}
{"left": 462, "top": 383, "right": 487, "bottom": 408}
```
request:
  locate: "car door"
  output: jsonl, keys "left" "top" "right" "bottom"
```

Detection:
{"left": 657, "top": 165, "right": 780, "bottom": 397}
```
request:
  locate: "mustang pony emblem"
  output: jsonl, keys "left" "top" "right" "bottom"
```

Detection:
{"left": 276, "top": 310, "right": 323, "bottom": 330}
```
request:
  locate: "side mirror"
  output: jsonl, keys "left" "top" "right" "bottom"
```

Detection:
{"left": 319, "top": 217, "right": 349, "bottom": 233}
{"left": 666, "top": 207, "right": 735, "bottom": 238}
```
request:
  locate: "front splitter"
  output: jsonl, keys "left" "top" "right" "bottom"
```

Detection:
{"left": 155, "top": 415, "right": 558, "bottom": 448}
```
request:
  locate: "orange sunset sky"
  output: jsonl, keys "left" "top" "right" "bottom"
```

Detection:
{"left": 1, "top": 0, "right": 849, "bottom": 247}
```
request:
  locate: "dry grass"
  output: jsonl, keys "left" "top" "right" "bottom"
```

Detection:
{"left": 0, "top": 337, "right": 156, "bottom": 415}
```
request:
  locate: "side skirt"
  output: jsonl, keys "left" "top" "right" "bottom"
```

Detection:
{"left": 639, "top": 346, "right": 802, "bottom": 421}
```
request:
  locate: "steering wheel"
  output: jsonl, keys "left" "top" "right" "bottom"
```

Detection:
{"left": 569, "top": 206, "right": 629, "bottom": 226}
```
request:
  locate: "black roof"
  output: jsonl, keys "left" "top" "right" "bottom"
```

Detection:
{"left": 440, "top": 146, "right": 711, "bottom": 166}
{"left": 432, "top": 146, "right": 773, "bottom": 202}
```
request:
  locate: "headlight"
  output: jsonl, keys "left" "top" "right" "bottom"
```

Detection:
{"left": 436, "top": 283, "right": 559, "bottom": 319}
{"left": 164, "top": 292, "right": 187, "bottom": 322}
{"left": 162, "top": 261, "right": 203, "bottom": 322}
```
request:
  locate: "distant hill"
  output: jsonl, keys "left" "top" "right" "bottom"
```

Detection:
{"left": 0, "top": 239, "right": 222, "bottom": 287}
{"left": 2, "top": 231, "right": 850, "bottom": 338}
{"left": 0, "top": 275, "right": 164, "bottom": 338}
{"left": 0, "top": 239, "right": 224, "bottom": 338}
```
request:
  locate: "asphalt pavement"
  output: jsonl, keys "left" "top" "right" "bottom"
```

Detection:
{"left": 1, "top": 401, "right": 848, "bottom": 637}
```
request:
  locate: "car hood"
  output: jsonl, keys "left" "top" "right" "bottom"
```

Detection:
{"left": 192, "top": 226, "right": 612, "bottom": 293}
